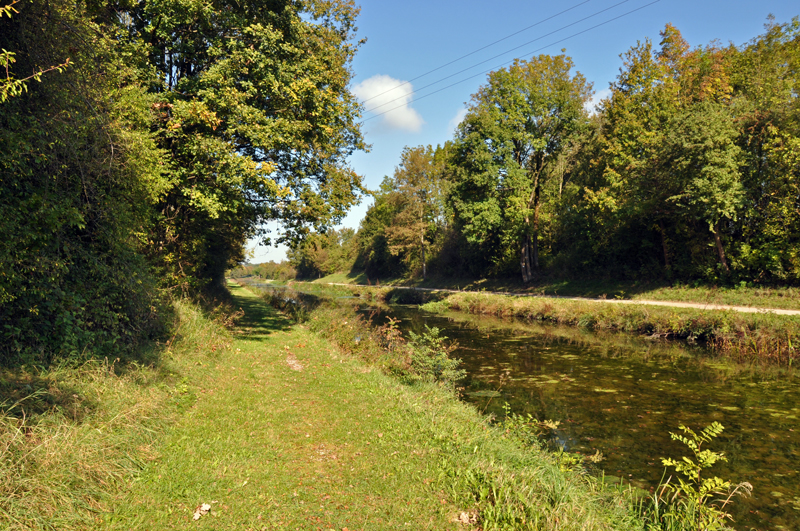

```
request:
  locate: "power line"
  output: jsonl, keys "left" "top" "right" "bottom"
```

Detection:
{"left": 364, "top": 0, "right": 632, "bottom": 116}
{"left": 363, "top": 0, "right": 660, "bottom": 124}
{"left": 359, "top": 0, "right": 595, "bottom": 106}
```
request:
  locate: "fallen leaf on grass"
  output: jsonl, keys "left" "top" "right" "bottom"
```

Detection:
{"left": 286, "top": 354, "right": 303, "bottom": 371}
{"left": 192, "top": 503, "right": 212, "bottom": 520}
{"left": 452, "top": 511, "right": 478, "bottom": 524}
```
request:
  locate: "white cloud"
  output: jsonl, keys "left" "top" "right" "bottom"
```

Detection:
{"left": 448, "top": 107, "right": 468, "bottom": 132}
{"left": 352, "top": 74, "right": 423, "bottom": 132}
{"left": 585, "top": 88, "right": 612, "bottom": 115}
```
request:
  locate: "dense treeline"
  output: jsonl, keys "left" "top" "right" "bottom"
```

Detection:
{"left": 230, "top": 261, "right": 297, "bottom": 281}
{"left": 0, "top": 0, "right": 365, "bottom": 364}
{"left": 292, "top": 19, "right": 800, "bottom": 286}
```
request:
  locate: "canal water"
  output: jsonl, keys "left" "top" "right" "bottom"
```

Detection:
{"left": 371, "top": 304, "right": 800, "bottom": 530}
{"left": 244, "top": 282, "right": 800, "bottom": 529}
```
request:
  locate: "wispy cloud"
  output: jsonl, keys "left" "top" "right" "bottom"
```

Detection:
{"left": 353, "top": 75, "right": 423, "bottom": 132}
{"left": 585, "top": 88, "right": 612, "bottom": 115}
{"left": 448, "top": 107, "right": 468, "bottom": 133}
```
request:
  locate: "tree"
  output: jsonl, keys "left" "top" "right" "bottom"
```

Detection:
{"left": 354, "top": 186, "right": 404, "bottom": 280}
{"left": 288, "top": 228, "right": 357, "bottom": 279}
{"left": 452, "top": 55, "right": 592, "bottom": 282}
{"left": 0, "top": 0, "right": 367, "bottom": 364}
{"left": 729, "top": 17, "right": 800, "bottom": 282}
{"left": 586, "top": 24, "right": 741, "bottom": 279}
{"left": 0, "top": 0, "right": 168, "bottom": 362}
{"left": 127, "top": 0, "right": 366, "bottom": 290}
{"left": 383, "top": 146, "right": 449, "bottom": 279}
{"left": 663, "top": 102, "right": 744, "bottom": 272}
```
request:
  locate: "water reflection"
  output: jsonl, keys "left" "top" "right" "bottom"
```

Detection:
{"left": 242, "top": 282, "right": 800, "bottom": 529}
{"left": 374, "top": 305, "right": 800, "bottom": 530}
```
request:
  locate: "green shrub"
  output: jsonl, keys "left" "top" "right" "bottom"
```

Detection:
{"left": 645, "top": 422, "right": 752, "bottom": 531}
{"left": 407, "top": 325, "right": 465, "bottom": 387}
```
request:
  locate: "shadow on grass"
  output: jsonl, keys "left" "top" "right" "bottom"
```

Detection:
{"left": 409, "top": 275, "right": 673, "bottom": 299}
{"left": 0, "top": 371, "right": 96, "bottom": 421}
{"left": 228, "top": 283, "right": 294, "bottom": 340}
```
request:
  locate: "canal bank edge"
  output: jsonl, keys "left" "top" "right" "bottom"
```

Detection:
{"left": 278, "top": 281, "right": 800, "bottom": 366}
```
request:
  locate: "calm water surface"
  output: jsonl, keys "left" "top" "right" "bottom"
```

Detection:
{"left": 376, "top": 304, "right": 800, "bottom": 530}
{"left": 245, "top": 282, "right": 800, "bottom": 529}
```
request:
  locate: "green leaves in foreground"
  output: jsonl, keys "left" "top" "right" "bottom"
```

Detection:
{"left": 648, "top": 422, "right": 752, "bottom": 531}
{"left": 407, "top": 325, "right": 466, "bottom": 387}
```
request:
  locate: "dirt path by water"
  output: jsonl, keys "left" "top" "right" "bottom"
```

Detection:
{"left": 323, "top": 283, "right": 800, "bottom": 316}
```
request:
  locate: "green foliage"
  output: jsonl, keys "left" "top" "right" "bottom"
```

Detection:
{"left": 407, "top": 325, "right": 465, "bottom": 386}
{"left": 229, "top": 261, "right": 296, "bottom": 281}
{"left": 288, "top": 228, "right": 359, "bottom": 279}
{"left": 0, "top": 0, "right": 71, "bottom": 103}
{"left": 131, "top": 0, "right": 367, "bottom": 291}
{"left": 0, "top": 0, "right": 366, "bottom": 366}
{"left": 647, "top": 422, "right": 752, "bottom": 531}
{"left": 0, "top": 0, "right": 169, "bottom": 365}
{"left": 353, "top": 144, "right": 453, "bottom": 280}
{"left": 450, "top": 54, "right": 593, "bottom": 283}
{"left": 346, "top": 18, "right": 800, "bottom": 288}
{"left": 552, "top": 20, "right": 800, "bottom": 283}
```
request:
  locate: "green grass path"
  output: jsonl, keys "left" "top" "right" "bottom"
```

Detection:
{"left": 108, "top": 282, "right": 465, "bottom": 530}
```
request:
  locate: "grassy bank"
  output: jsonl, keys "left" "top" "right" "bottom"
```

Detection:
{"left": 0, "top": 299, "right": 236, "bottom": 530}
{"left": 303, "top": 272, "right": 800, "bottom": 311}
{"left": 2, "top": 281, "right": 750, "bottom": 529}
{"left": 412, "top": 291, "right": 800, "bottom": 366}
{"left": 247, "top": 282, "right": 758, "bottom": 530}
{"left": 274, "top": 279, "right": 800, "bottom": 366}
{"left": 183, "top": 281, "right": 648, "bottom": 530}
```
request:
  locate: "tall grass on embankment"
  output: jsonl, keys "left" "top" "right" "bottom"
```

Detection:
{"left": 415, "top": 291, "right": 800, "bottom": 366}
{"left": 248, "top": 282, "right": 758, "bottom": 531}
{"left": 0, "top": 300, "right": 235, "bottom": 530}
{"left": 245, "top": 283, "right": 649, "bottom": 530}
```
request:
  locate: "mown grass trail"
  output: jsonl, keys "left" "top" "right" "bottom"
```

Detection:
{"left": 108, "top": 282, "right": 468, "bottom": 529}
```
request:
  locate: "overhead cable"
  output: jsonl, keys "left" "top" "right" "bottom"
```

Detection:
{"left": 363, "top": 0, "right": 660, "bottom": 123}
{"left": 359, "top": 0, "right": 595, "bottom": 105}
{"left": 364, "top": 0, "right": 634, "bottom": 115}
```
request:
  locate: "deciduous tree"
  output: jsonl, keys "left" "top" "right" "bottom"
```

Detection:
{"left": 452, "top": 55, "right": 592, "bottom": 282}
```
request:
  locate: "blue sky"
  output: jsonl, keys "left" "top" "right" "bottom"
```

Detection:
{"left": 248, "top": 0, "right": 799, "bottom": 263}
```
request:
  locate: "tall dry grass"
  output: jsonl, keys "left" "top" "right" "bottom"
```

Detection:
{"left": 0, "top": 299, "right": 234, "bottom": 530}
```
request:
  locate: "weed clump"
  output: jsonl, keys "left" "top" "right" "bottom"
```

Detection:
{"left": 644, "top": 422, "right": 752, "bottom": 531}
{"left": 407, "top": 326, "right": 465, "bottom": 387}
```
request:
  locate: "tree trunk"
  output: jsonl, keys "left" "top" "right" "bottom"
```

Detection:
{"left": 659, "top": 219, "right": 670, "bottom": 271}
{"left": 712, "top": 223, "right": 730, "bottom": 273}
{"left": 529, "top": 155, "right": 543, "bottom": 271}
{"left": 421, "top": 232, "right": 426, "bottom": 280}
{"left": 520, "top": 234, "right": 532, "bottom": 283}
{"left": 532, "top": 188, "right": 541, "bottom": 270}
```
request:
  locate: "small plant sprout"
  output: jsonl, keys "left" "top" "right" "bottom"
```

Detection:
{"left": 653, "top": 422, "right": 752, "bottom": 530}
